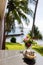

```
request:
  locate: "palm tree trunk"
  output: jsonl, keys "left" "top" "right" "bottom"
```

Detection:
{"left": 21, "top": 23, "right": 23, "bottom": 32}
{"left": 32, "top": 0, "right": 39, "bottom": 38}
{"left": 0, "top": 0, "right": 7, "bottom": 50}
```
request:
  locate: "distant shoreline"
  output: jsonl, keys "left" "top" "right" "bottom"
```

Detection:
{"left": 6, "top": 33, "right": 24, "bottom": 37}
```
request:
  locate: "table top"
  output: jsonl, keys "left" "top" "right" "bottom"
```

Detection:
{"left": 0, "top": 50, "right": 43, "bottom": 65}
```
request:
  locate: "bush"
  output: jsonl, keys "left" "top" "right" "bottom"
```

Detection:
{"left": 10, "top": 37, "right": 16, "bottom": 43}
{"left": 26, "top": 34, "right": 31, "bottom": 39}
{"left": 38, "top": 33, "right": 42, "bottom": 39}
{"left": 23, "top": 36, "right": 37, "bottom": 48}
{"left": 29, "top": 25, "right": 42, "bottom": 39}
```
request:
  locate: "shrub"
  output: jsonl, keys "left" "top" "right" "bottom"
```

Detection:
{"left": 10, "top": 37, "right": 16, "bottom": 43}
{"left": 26, "top": 35, "right": 31, "bottom": 39}
{"left": 23, "top": 36, "right": 37, "bottom": 48}
{"left": 29, "top": 25, "right": 42, "bottom": 39}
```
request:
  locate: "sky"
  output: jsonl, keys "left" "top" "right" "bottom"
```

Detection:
{"left": 28, "top": 0, "right": 43, "bottom": 34}
{"left": 35, "top": 0, "right": 43, "bottom": 32}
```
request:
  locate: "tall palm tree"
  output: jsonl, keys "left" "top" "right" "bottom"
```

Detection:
{"left": 0, "top": 0, "right": 33, "bottom": 50}
{"left": 0, "top": 0, "right": 6, "bottom": 49}
{"left": 31, "top": 0, "right": 39, "bottom": 38}
{"left": 5, "top": 0, "right": 33, "bottom": 33}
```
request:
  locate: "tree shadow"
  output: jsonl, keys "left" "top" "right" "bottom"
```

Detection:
{"left": 23, "top": 58, "right": 36, "bottom": 65}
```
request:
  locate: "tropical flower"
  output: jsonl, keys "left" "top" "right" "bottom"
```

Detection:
{"left": 23, "top": 36, "right": 32, "bottom": 48}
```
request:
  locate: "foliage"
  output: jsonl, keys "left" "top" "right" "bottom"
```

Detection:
{"left": 5, "top": 0, "right": 33, "bottom": 32}
{"left": 26, "top": 34, "right": 31, "bottom": 39}
{"left": 5, "top": 13, "right": 14, "bottom": 32}
{"left": 23, "top": 36, "right": 37, "bottom": 48}
{"left": 29, "top": 25, "right": 42, "bottom": 39}
{"left": 32, "top": 44, "right": 43, "bottom": 56}
{"left": 10, "top": 37, "right": 16, "bottom": 43}
{"left": 5, "top": 42, "right": 25, "bottom": 50}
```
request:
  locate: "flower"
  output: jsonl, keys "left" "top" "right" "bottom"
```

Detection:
{"left": 23, "top": 37, "right": 29, "bottom": 43}
{"left": 23, "top": 36, "right": 32, "bottom": 48}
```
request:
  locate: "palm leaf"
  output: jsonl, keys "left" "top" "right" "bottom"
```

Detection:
{"left": 17, "top": 9, "right": 30, "bottom": 25}
{"left": 12, "top": 10, "right": 22, "bottom": 24}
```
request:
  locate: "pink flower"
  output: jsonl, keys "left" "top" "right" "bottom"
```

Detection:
{"left": 25, "top": 37, "right": 29, "bottom": 40}
{"left": 23, "top": 37, "right": 29, "bottom": 43}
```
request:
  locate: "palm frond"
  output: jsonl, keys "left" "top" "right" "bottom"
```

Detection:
{"left": 17, "top": 10, "right": 30, "bottom": 25}
{"left": 6, "top": 0, "right": 33, "bottom": 30}
{"left": 12, "top": 10, "right": 22, "bottom": 24}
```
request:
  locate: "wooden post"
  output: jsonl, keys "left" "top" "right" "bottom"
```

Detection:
{"left": 0, "top": 0, "right": 7, "bottom": 50}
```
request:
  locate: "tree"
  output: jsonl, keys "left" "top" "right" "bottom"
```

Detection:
{"left": 0, "top": 0, "right": 6, "bottom": 49}
{"left": 5, "top": 12, "right": 15, "bottom": 34}
{"left": 31, "top": 0, "right": 39, "bottom": 38}
{"left": 5, "top": 0, "right": 33, "bottom": 33}
{"left": 0, "top": 0, "right": 33, "bottom": 50}
{"left": 29, "top": 25, "right": 42, "bottom": 39}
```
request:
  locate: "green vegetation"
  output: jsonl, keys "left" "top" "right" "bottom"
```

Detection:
{"left": 29, "top": 25, "right": 42, "bottom": 39}
{"left": 5, "top": 0, "right": 33, "bottom": 33}
{"left": 26, "top": 34, "right": 31, "bottom": 39}
{"left": 23, "top": 35, "right": 37, "bottom": 44}
{"left": 5, "top": 42, "right": 25, "bottom": 50}
{"left": 23, "top": 35, "right": 37, "bottom": 48}
{"left": 10, "top": 37, "right": 16, "bottom": 43}
{"left": 32, "top": 44, "right": 43, "bottom": 56}
{"left": 5, "top": 39, "right": 37, "bottom": 50}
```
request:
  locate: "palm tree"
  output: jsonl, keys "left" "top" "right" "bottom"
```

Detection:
{"left": 31, "top": 0, "right": 39, "bottom": 38}
{"left": 0, "top": 0, "right": 33, "bottom": 50}
{"left": 0, "top": 0, "right": 6, "bottom": 49}
{"left": 5, "top": 0, "right": 33, "bottom": 33}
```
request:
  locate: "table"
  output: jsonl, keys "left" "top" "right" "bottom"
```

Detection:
{"left": 0, "top": 50, "right": 43, "bottom": 65}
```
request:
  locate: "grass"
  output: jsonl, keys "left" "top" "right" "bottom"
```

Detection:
{"left": 32, "top": 44, "right": 43, "bottom": 56}
{"left": 5, "top": 40, "right": 37, "bottom": 50}
{"left": 5, "top": 42, "right": 26, "bottom": 50}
